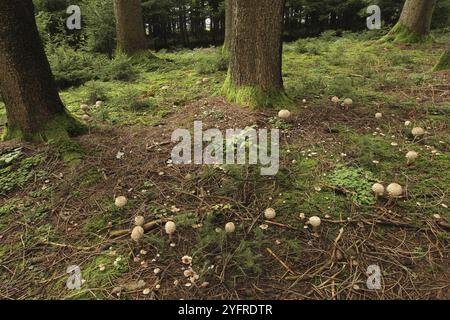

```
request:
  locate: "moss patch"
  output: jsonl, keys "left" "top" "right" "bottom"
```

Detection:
{"left": 433, "top": 50, "right": 450, "bottom": 71}
{"left": 2, "top": 112, "right": 87, "bottom": 164}
{"left": 381, "top": 22, "right": 433, "bottom": 44}
{"left": 221, "top": 72, "right": 293, "bottom": 109}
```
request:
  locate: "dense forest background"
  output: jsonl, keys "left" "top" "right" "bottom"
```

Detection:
{"left": 36, "top": 0, "right": 450, "bottom": 54}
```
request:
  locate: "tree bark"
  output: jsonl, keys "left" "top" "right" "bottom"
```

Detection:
{"left": 0, "top": 0, "right": 82, "bottom": 141}
{"left": 222, "top": 0, "right": 289, "bottom": 108}
{"left": 383, "top": 0, "right": 436, "bottom": 43}
{"left": 114, "top": 0, "right": 147, "bottom": 54}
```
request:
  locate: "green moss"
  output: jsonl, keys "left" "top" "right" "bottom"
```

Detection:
{"left": 2, "top": 112, "right": 87, "bottom": 164}
{"left": 78, "top": 168, "right": 102, "bottom": 188}
{"left": 433, "top": 50, "right": 450, "bottom": 71}
{"left": 381, "top": 22, "right": 433, "bottom": 44}
{"left": 2, "top": 112, "right": 85, "bottom": 142}
{"left": 221, "top": 72, "right": 293, "bottom": 109}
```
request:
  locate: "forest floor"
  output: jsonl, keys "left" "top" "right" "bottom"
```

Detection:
{"left": 0, "top": 30, "right": 449, "bottom": 300}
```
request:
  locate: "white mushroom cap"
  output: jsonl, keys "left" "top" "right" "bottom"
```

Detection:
{"left": 375, "top": 113, "right": 383, "bottom": 119}
{"left": 134, "top": 216, "right": 145, "bottom": 226}
{"left": 372, "top": 183, "right": 385, "bottom": 196}
{"left": 278, "top": 110, "right": 291, "bottom": 120}
{"left": 95, "top": 101, "right": 103, "bottom": 107}
{"left": 411, "top": 127, "right": 425, "bottom": 137}
{"left": 343, "top": 98, "right": 353, "bottom": 107}
{"left": 81, "top": 114, "right": 91, "bottom": 121}
{"left": 165, "top": 221, "right": 176, "bottom": 235}
{"left": 308, "top": 216, "right": 321, "bottom": 228}
{"left": 331, "top": 96, "right": 340, "bottom": 104}
{"left": 386, "top": 183, "right": 403, "bottom": 198}
{"left": 115, "top": 196, "right": 128, "bottom": 208}
{"left": 131, "top": 226, "right": 144, "bottom": 242}
{"left": 225, "top": 222, "right": 236, "bottom": 233}
{"left": 406, "top": 151, "right": 419, "bottom": 161}
{"left": 404, "top": 121, "right": 411, "bottom": 127}
{"left": 264, "top": 208, "right": 276, "bottom": 220}
{"left": 80, "top": 104, "right": 89, "bottom": 111}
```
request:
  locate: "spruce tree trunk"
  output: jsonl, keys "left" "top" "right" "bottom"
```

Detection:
{"left": 223, "top": 0, "right": 233, "bottom": 55}
{"left": 0, "top": 0, "right": 83, "bottom": 142}
{"left": 114, "top": 0, "right": 147, "bottom": 54}
{"left": 222, "top": 0, "right": 290, "bottom": 108}
{"left": 383, "top": 0, "right": 436, "bottom": 43}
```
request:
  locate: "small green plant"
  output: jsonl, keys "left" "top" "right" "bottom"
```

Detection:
{"left": 295, "top": 38, "right": 324, "bottom": 55}
{"left": 329, "top": 166, "right": 377, "bottom": 206}
{"left": 287, "top": 74, "right": 327, "bottom": 98}
{"left": 110, "top": 88, "right": 154, "bottom": 112}
{"left": 101, "top": 52, "right": 137, "bottom": 82}
{"left": 194, "top": 50, "right": 228, "bottom": 74}
{"left": 0, "top": 148, "right": 22, "bottom": 168}
{"left": 325, "top": 76, "right": 355, "bottom": 98}
{"left": 0, "top": 153, "right": 46, "bottom": 195}
{"left": 83, "top": 81, "right": 109, "bottom": 104}
{"left": 268, "top": 116, "right": 292, "bottom": 129}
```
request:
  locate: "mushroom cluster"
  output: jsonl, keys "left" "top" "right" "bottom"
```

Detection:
{"left": 131, "top": 215, "right": 146, "bottom": 242}
{"left": 80, "top": 101, "right": 103, "bottom": 122}
{"left": 372, "top": 183, "right": 403, "bottom": 200}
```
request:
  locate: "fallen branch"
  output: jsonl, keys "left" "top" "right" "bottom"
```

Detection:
{"left": 266, "top": 247, "right": 297, "bottom": 276}
{"left": 109, "top": 219, "right": 165, "bottom": 238}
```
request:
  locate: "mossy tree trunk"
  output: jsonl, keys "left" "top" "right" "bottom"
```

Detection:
{"left": 222, "top": 0, "right": 290, "bottom": 108}
{"left": 222, "top": 0, "right": 233, "bottom": 56}
{"left": 382, "top": 0, "right": 436, "bottom": 43}
{"left": 0, "top": 0, "right": 84, "bottom": 143}
{"left": 114, "top": 0, "right": 147, "bottom": 55}
{"left": 433, "top": 47, "right": 450, "bottom": 71}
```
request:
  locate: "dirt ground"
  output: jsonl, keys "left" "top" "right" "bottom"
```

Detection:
{"left": 0, "top": 94, "right": 448, "bottom": 300}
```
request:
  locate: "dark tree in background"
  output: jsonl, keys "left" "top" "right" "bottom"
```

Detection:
{"left": 0, "top": 0, "right": 83, "bottom": 142}
{"left": 383, "top": 0, "right": 437, "bottom": 43}
{"left": 32, "top": 0, "right": 450, "bottom": 52}
{"left": 222, "top": 0, "right": 289, "bottom": 108}
{"left": 222, "top": 0, "right": 233, "bottom": 55}
{"left": 114, "top": 0, "right": 147, "bottom": 54}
